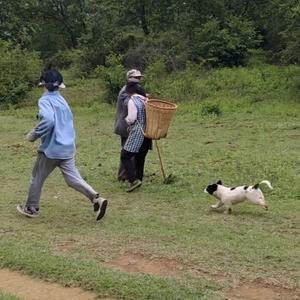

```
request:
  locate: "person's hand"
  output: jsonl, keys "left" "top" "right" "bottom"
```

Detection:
{"left": 26, "top": 130, "right": 36, "bottom": 142}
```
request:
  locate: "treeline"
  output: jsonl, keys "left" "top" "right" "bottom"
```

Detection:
{"left": 0, "top": 0, "right": 299, "bottom": 105}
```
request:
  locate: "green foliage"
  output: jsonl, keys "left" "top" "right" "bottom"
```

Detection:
{"left": 0, "top": 0, "right": 37, "bottom": 47}
{"left": 201, "top": 103, "right": 222, "bottom": 116}
{"left": 1, "top": 0, "right": 300, "bottom": 69}
{"left": 143, "top": 60, "right": 167, "bottom": 97}
{"left": 47, "top": 49, "right": 82, "bottom": 70}
{"left": 193, "top": 17, "right": 261, "bottom": 67}
{"left": 94, "top": 54, "right": 126, "bottom": 104}
{"left": 280, "top": 3, "right": 300, "bottom": 64}
{"left": 119, "top": 30, "right": 188, "bottom": 73}
{"left": 143, "top": 62, "right": 300, "bottom": 105}
{"left": 0, "top": 40, "right": 42, "bottom": 106}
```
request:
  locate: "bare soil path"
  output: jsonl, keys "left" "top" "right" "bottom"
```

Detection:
{"left": 0, "top": 269, "right": 98, "bottom": 300}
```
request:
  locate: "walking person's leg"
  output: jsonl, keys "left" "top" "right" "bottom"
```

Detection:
{"left": 118, "top": 136, "right": 135, "bottom": 181}
{"left": 17, "top": 153, "right": 57, "bottom": 218}
{"left": 120, "top": 149, "right": 141, "bottom": 192}
{"left": 59, "top": 157, "right": 107, "bottom": 220}
{"left": 135, "top": 138, "right": 152, "bottom": 181}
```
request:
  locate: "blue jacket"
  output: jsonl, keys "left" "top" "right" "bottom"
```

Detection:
{"left": 29, "top": 91, "right": 75, "bottom": 159}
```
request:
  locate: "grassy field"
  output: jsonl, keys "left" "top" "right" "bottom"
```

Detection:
{"left": 0, "top": 76, "right": 299, "bottom": 299}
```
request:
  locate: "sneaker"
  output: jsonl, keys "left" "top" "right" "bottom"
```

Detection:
{"left": 16, "top": 205, "right": 38, "bottom": 218}
{"left": 126, "top": 180, "right": 142, "bottom": 192}
{"left": 93, "top": 196, "right": 108, "bottom": 221}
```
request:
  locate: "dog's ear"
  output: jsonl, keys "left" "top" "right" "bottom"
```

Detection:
{"left": 217, "top": 180, "right": 222, "bottom": 185}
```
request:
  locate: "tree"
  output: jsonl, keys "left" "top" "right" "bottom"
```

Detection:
{"left": 0, "top": 0, "right": 37, "bottom": 47}
{"left": 35, "top": 0, "right": 86, "bottom": 49}
{"left": 280, "top": 2, "right": 300, "bottom": 63}
{"left": 193, "top": 17, "right": 261, "bottom": 67}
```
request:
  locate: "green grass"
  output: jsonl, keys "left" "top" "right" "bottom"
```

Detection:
{"left": 0, "top": 72, "right": 300, "bottom": 299}
{"left": 0, "top": 291, "right": 23, "bottom": 300}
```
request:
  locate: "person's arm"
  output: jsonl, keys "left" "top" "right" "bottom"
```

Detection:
{"left": 117, "top": 86, "right": 128, "bottom": 105}
{"left": 125, "top": 98, "right": 137, "bottom": 125}
{"left": 26, "top": 99, "right": 55, "bottom": 142}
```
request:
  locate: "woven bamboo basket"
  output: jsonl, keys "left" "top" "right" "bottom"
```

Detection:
{"left": 144, "top": 99, "right": 177, "bottom": 140}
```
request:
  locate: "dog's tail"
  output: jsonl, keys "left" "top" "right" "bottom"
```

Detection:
{"left": 255, "top": 180, "right": 273, "bottom": 190}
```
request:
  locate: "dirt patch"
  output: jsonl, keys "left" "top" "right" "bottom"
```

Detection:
{"left": 0, "top": 268, "right": 111, "bottom": 300}
{"left": 105, "top": 252, "right": 226, "bottom": 282}
{"left": 226, "top": 282, "right": 300, "bottom": 300}
{"left": 54, "top": 241, "right": 75, "bottom": 253}
{"left": 105, "top": 252, "right": 183, "bottom": 277}
{"left": 105, "top": 252, "right": 299, "bottom": 300}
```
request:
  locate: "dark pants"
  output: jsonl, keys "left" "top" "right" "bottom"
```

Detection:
{"left": 120, "top": 138, "right": 152, "bottom": 183}
{"left": 117, "top": 137, "right": 131, "bottom": 181}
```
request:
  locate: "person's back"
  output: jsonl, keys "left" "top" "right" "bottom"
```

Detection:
{"left": 37, "top": 90, "right": 75, "bottom": 159}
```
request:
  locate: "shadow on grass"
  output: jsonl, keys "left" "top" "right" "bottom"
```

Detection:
{"left": 207, "top": 208, "right": 267, "bottom": 217}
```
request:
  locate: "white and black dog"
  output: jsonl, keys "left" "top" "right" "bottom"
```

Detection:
{"left": 204, "top": 180, "right": 273, "bottom": 213}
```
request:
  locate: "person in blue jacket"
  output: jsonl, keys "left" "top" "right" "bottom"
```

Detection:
{"left": 17, "top": 68, "right": 108, "bottom": 221}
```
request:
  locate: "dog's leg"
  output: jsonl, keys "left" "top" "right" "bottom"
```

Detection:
{"left": 211, "top": 201, "right": 223, "bottom": 209}
{"left": 224, "top": 204, "right": 232, "bottom": 214}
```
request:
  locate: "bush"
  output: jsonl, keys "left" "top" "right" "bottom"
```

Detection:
{"left": 201, "top": 103, "right": 222, "bottom": 116}
{"left": 0, "top": 40, "right": 42, "bottom": 106}
{"left": 94, "top": 54, "right": 126, "bottom": 104}
{"left": 193, "top": 17, "right": 261, "bottom": 67}
{"left": 47, "top": 49, "right": 82, "bottom": 70}
{"left": 143, "top": 60, "right": 167, "bottom": 97}
{"left": 121, "top": 31, "right": 189, "bottom": 73}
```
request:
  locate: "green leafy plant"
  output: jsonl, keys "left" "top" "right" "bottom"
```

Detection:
{"left": 193, "top": 17, "right": 261, "bottom": 67}
{"left": 0, "top": 40, "right": 42, "bottom": 106}
{"left": 201, "top": 103, "right": 222, "bottom": 116}
{"left": 94, "top": 54, "right": 126, "bottom": 104}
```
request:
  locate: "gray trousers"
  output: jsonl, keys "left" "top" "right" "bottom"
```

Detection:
{"left": 26, "top": 153, "right": 98, "bottom": 208}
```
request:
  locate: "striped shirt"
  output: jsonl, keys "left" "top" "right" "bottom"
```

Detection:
{"left": 123, "top": 95, "right": 146, "bottom": 153}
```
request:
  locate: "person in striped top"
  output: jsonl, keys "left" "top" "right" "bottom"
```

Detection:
{"left": 121, "top": 81, "right": 152, "bottom": 192}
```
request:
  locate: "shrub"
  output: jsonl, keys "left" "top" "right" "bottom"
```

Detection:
{"left": 121, "top": 31, "right": 189, "bottom": 73}
{"left": 47, "top": 49, "right": 82, "bottom": 70}
{"left": 193, "top": 17, "right": 261, "bottom": 67}
{"left": 143, "top": 59, "right": 167, "bottom": 97}
{"left": 201, "top": 103, "right": 222, "bottom": 116}
{"left": 94, "top": 54, "right": 126, "bottom": 104}
{"left": 0, "top": 40, "right": 42, "bottom": 106}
